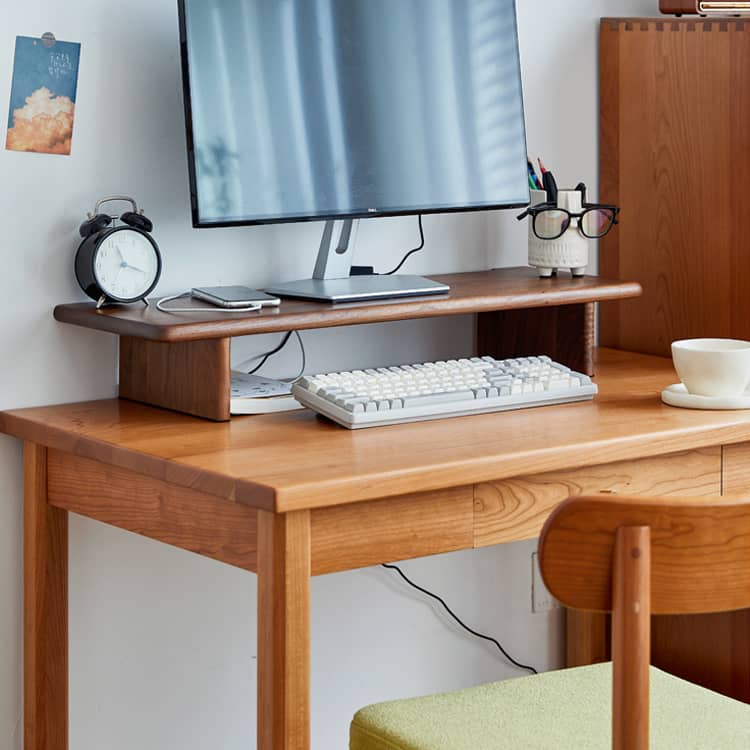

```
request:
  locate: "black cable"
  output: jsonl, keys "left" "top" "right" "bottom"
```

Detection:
{"left": 384, "top": 214, "right": 425, "bottom": 275}
{"left": 382, "top": 562, "right": 538, "bottom": 675}
{"left": 247, "top": 330, "right": 294, "bottom": 374}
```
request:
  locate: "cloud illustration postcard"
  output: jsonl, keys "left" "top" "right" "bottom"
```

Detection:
{"left": 5, "top": 36, "right": 81, "bottom": 156}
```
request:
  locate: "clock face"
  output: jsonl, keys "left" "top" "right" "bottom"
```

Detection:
{"left": 93, "top": 229, "right": 160, "bottom": 302}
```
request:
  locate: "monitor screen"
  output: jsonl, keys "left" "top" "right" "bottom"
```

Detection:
{"left": 179, "top": 0, "right": 529, "bottom": 227}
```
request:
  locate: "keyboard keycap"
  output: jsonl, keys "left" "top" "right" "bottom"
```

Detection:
{"left": 402, "top": 390, "right": 476, "bottom": 408}
{"left": 342, "top": 397, "right": 370, "bottom": 412}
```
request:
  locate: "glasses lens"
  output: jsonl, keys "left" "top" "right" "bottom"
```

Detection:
{"left": 534, "top": 209, "right": 570, "bottom": 239}
{"left": 581, "top": 208, "right": 615, "bottom": 238}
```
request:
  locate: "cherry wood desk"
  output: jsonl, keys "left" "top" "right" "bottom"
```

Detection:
{"left": 4, "top": 347, "right": 750, "bottom": 749}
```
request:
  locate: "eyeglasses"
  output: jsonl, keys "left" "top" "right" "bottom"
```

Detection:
{"left": 517, "top": 203, "right": 620, "bottom": 241}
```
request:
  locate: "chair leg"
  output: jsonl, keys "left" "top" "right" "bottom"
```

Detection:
{"left": 612, "top": 526, "right": 651, "bottom": 750}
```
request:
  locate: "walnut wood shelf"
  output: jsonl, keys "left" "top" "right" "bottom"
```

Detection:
{"left": 54, "top": 268, "right": 640, "bottom": 342}
{"left": 53, "top": 268, "right": 641, "bottom": 421}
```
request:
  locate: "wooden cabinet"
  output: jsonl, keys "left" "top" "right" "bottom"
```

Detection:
{"left": 599, "top": 17, "right": 750, "bottom": 356}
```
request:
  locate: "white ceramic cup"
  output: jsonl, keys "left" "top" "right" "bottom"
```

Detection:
{"left": 671, "top": 338, "right": 750, "bottom": 397}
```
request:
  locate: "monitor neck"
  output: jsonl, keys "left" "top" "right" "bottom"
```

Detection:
{"left": 312, "top": 219, "right": 359, "bottom": 280}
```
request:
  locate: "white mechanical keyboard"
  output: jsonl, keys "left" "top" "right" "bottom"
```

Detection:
{"left": 292, "top": 355, "right": 597, "bottom": 429}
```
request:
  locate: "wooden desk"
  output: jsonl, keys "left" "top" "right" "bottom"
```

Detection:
{"left": 4, "top": 348, "right": 750, "bottom": 749}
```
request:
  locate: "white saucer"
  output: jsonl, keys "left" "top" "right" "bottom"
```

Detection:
{"left": 661, "top": 383, "right": 750, "bottom": 410}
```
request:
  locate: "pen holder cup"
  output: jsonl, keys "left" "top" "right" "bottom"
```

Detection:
{"left": 528, "top": 189, "right": 589, "bottom": 278}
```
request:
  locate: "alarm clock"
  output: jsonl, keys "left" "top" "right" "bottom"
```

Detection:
{"left": 75, "top": 196, "right": 162, "bottom": 308}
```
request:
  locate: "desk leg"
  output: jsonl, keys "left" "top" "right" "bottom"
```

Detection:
{"left": 257, "top": 510, "right": 311, "bottom": 750}
{"left": 24, "top": 443, "right": 68, "bottom": 750}
{"left": 567, "top": 609, "right": 609, "bottom": 667}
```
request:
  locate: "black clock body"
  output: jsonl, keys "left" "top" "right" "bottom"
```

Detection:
{"left": 75, "top": 225, "right": 162, "bottom": 304}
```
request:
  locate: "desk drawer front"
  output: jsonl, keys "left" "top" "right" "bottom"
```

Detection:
{"left": 310, "top": 486, "right": 473, "bottom": 575}
{"left": 721, "top": 442, "right": 750, "bottom": 494}
{"left": 473, "top": 448, "right": 721, "bottom": 548}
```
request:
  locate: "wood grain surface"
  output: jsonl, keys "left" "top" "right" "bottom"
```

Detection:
{"left": 119, "top": 336, "right": 231, "bottom": 421}
{"left": 7, "top": 349, "right": 750, "bottom": 512}
{"left": 611, "top": 526, "right": 651, "bottom": 750}
{"left": 310, "top": 486, "right": 473, "bottom": 575}
{"left": 540, "top": 494, "right": 750, "bottom": 615}
{"left": 649, "top": 441, "right": 750, "bottom": 702}
{"left": 600, "top": 18, "right": 750, "bottom": 355}
{"left": 722, "top": 442, "right": 750, "bottom": 495}
{"left": 652, "top": 608, "right": 750, "bottom": 702}
{"left": 53, "top": 268, "right": 640, "bottom": 342}
{"left": 257, "top": 510, "right": 310, "bottom": 750}
{"left": 567, "top": 609, "right": 609, "bottom": 668}
{"left": 46, "top": 450, "right": 258, "bottom": 572}
{"left": 24, "top": 443, "right": 67, "bottom": 750}
{"left": 474, "top": 448, "right": 720, "bottom": 548}
{"left": 568, "top": 443, "right": 750, "bottom": 701}
{"left": 477, "top": 302, "right": 595, "bottom": 375}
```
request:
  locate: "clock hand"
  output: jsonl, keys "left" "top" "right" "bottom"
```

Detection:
{"left": 124, "top": 263, "right": 147, "bottom": 273}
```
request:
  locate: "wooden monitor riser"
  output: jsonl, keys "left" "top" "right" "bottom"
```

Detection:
{"left": 54, "top": 268, "right": 641, "bottom": 420}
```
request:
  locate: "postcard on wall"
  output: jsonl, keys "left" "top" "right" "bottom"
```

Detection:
{"left": 5, "top": 35, "right": 81, "bottom": 156}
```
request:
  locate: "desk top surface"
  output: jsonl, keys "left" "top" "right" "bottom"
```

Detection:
{"left": 3, "top": 348, "right": 750, "bottom": 513}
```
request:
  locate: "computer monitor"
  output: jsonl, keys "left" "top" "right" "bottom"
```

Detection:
{"left": 178, "top": 0, "right": 529, "bottom": 302}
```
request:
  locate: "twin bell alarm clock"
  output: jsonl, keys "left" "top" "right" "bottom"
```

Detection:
{"left": 75, "top": 196, "right": 162, "bottom": 308}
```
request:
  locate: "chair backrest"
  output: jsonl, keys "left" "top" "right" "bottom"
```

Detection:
{"left": 539, "top": 494, "right": 750, "bottom": 616}
{"left": 538, "top": 494, "right": 750, "bottom": 750}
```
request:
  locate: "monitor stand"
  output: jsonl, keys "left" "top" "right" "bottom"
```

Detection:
{"left": 264, "top": 219, "right": 450, "bottom": 303}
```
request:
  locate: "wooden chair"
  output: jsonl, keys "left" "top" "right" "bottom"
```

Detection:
{"left": 350, "top": 494, "right": 750, "bottom": 749}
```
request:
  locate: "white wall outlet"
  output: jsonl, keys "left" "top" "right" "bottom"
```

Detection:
{"left": 531, "top": 551, "right": 561, "bottom": 613}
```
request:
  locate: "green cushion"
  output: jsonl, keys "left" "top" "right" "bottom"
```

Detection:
{"left": 350, "top": 663, "right": 750, "bottom": 750}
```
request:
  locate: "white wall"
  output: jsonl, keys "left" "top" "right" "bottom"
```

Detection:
{"left": 0, "top": 1, "right": 655, "bottom": 747}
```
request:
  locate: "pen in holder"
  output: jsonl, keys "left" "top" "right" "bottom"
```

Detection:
{"left": 527, "top": 189, "right": 589, "bottom": 278}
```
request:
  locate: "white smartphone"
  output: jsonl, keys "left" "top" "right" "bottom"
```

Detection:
{"left": 191, "top": 286, "right": 281, "bottom": 309}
